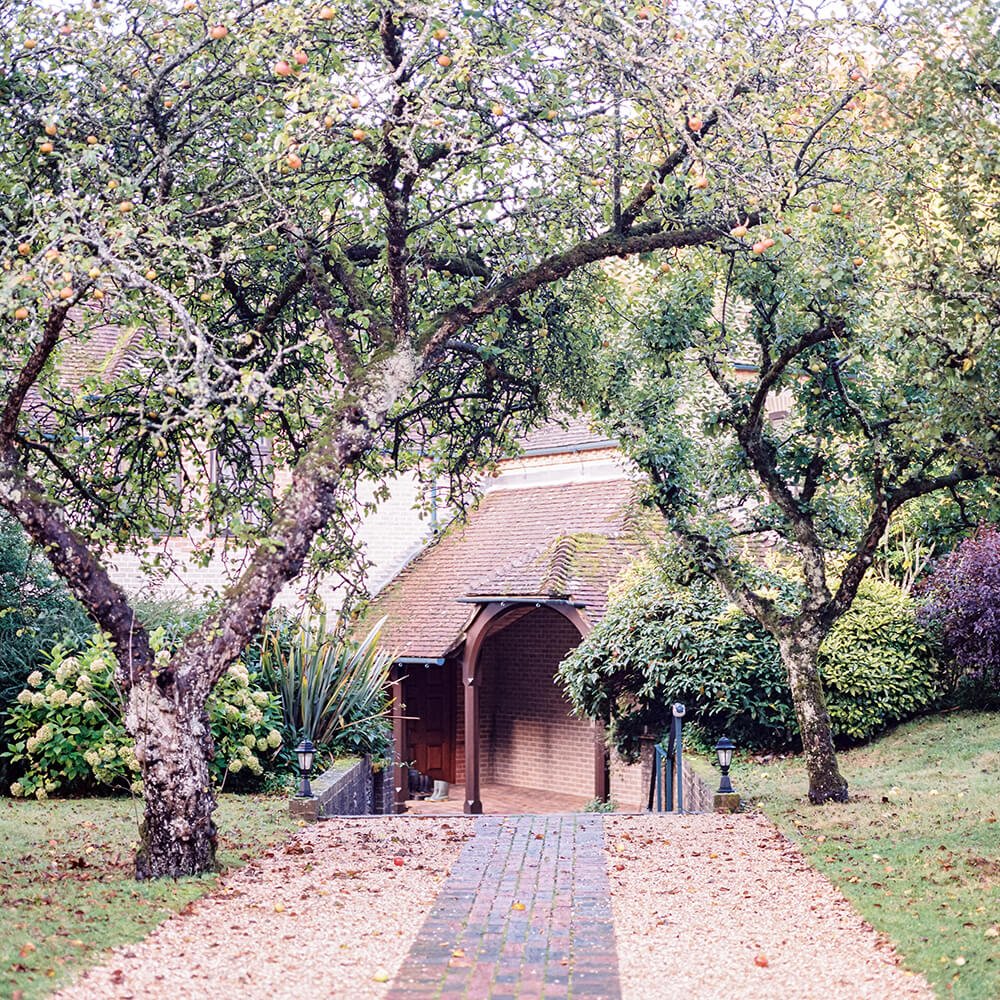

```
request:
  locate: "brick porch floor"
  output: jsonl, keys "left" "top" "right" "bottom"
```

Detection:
{"left": 402, "top": 782, "right": 593, "bottom": 816}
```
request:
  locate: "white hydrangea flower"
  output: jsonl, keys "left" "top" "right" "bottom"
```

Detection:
{"left": 9, "top": 781, "right": 24, "bottom": 797}
{"left": 228, "top": 759, "right": 244, "bottom": 773}
{"left": 16, "top": 689, "right": 32, "bottom": 705}
{"left": 246, "top": 707, "right": 263, "bottom": 726}
{"left": 35, "top": 723, "right": 53, "bottom": 743}
{"left": 35, "top": 787, "right": 48, "bottom": 801}
{"left": 100, "top": 744, "right": 117, "bottom": 762}
{"left": 27, "top": 671, "right": 43, "bottom": 688}
{"left": 76, "top": 674, "right": 92, "bottom": 692}
{"left": 83, "top": 699, "right": 99, "bottom": 713}
{"left": 242, "top": 733, "right": 257, "bottom": 749}
{"left": 67, "top": 691, "right": 83, "bottom": 707}
{"left": 55, "top": 659, "right": 78, "bottom": 683}
{"left": 247, "top": 759, "right": 263, "bottom": 776}
{"left": 44, "top": 779, "right": 58, "bottom": 793}
{"left": 31, "top": 692, "right": 46, "bottom": 708}
{"left": 253, "top": 691, "right": 270, "bottom": 707}
{"left": 130, "top": 780, "right": 144, "bottom": 795}
{"left": 50, "top": 688, "right": 68, "bottom": 707}
{"left": 266, "top": 730, "right": 282, "bottom": 749}
{"left": 256, "top": 738, "right": 269, "bottom": 752}
{"left": 84, "top": 750, "right": 100, "bottom": 767}
{"left": 25, "top": 736, "right": 39, "bottom": 754}
{"left": 90, "top": 657, "right": 106, "bottom": 672}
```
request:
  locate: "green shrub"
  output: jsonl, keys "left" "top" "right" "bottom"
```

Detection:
{"left": 260, "top": 613, "right": 393, "bottom": 758}
{"left": 820, "top": 580, "right": 943, "bottom": 741}
{"left": 3, "top": 629, "right": 285, "bottom": 798}
{"left": 558, "top": 561, "right": 942, "bottom": 759}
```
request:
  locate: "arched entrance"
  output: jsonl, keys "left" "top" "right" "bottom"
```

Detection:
{"left": 459, "top": 598, "right": 608, "bottom": 814}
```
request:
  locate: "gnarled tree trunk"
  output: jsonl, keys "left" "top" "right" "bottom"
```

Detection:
{"left": 778, "top": 626, "right": 848, "bottom": 804}
{"left": 126, "top": 675, "right": 218, "bottom": 879}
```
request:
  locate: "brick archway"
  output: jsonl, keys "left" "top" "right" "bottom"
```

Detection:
{"left": 459, "top": 599, "right": 605, "bottom": 815}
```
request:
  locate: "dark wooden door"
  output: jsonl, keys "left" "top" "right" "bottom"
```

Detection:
{"left": 404, "top": 663, "right": 455, "bottom": 782}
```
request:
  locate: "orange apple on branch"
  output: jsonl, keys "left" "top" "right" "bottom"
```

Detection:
{"left": 208, "top": 24, "right": 228, "bottom": 40}
{"left": 274, "top": 59, "right": 293, "bottom": 77}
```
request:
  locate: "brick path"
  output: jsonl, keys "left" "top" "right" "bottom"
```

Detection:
{"left": 387, "top": 814, "right": 621, "bottom": 1000}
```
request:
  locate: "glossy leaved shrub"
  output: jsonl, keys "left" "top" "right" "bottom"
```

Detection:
{"left": 558, "top": 563, "right": 942, "bottom": 759}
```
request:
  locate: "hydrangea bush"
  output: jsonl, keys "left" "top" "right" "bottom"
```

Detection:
{"left": 4, "top": 630, "right": 283, "bottom": 799}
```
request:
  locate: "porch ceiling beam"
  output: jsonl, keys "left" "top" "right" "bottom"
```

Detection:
{"left": 456, "top": 596, "right": 586, "bottom": 608}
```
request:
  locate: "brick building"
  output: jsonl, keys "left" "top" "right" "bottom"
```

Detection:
{"left": 362, "top": 416, "right": 656, "bottom": 813}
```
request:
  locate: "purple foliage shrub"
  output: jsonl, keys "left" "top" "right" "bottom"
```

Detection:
{"left": 919, "top": 525, "right": 1000, "bottom": 704}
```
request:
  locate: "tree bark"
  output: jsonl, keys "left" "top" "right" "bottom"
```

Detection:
{"left": 127, "top": 675, "right": 218, "bottom": 879}
{"left": 778, "top": 626, "right": 848, "bottom": 804}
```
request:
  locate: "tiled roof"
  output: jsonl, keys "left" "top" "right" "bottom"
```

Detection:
{"left": 517, "top": 413, "right": 616, "bottom": 454}
{"left": 24, "top": 307, "right": 144, "bottom": 422}
{"left": 364, "top": 477, "right": 649, "bottom": 659}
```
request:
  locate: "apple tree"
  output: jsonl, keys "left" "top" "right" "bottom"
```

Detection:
{"left": 0, "top": 0, "right": 920, "bottom": 873}
{"left": 582, "top": 0, "right": 1000, "bottom": 802}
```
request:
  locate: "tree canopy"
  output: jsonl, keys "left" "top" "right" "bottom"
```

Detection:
{"left": 1, "top": 0, "right": 992, "bottom": 870}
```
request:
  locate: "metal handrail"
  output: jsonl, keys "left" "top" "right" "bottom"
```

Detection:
{"left": 647, "top": 703, "right": 686, "bottom": 812}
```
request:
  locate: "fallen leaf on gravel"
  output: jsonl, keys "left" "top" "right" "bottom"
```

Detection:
{"left": 372, "top": 969, "right": 390, "bottom": 982}
{"left": 754, "top": 954, "right": 769, "bottom": 968}
{"left": 512, "top": 902, "right": 526, "bottom": 910}
{"left": 273, "top": 903, "right": 285, "bottom": 913}
{"left": 393, "top": 857, "right": 405, "bottom": 866}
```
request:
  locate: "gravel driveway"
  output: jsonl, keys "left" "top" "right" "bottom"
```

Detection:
{"left": 53, "top": 811, "right": 932, "bottom": 1000}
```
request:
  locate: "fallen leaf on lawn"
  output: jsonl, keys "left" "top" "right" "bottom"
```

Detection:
{"left": 954, "top": 956, "right": 966, "bottom": 966}
{"left": 19, "top": 942, "right": 36, "bottom": 958}
{"left": 754, "top": 954, "right": 769, "bottom": 968}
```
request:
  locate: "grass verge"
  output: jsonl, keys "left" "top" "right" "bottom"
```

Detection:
{"left": 0, "top": 793, "right": 297, "bottom": 1000}
{"left": 716, "top": 711, "right": 999, "bottom": 1000}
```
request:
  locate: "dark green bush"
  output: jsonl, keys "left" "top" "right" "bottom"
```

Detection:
{"left": 0, "top": 514, "right": 92, "bottom": 719}
{"left": 558, "top": 562, "right": 942, "bottom": 759}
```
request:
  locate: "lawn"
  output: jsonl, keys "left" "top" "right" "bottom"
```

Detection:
{"left": 0, "top": 793, "right": 298, "bottom": 1000}
{"left": 712, "top": 711, "right": 999, "bottom": 1000}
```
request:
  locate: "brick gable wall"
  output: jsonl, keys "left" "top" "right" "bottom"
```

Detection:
{"left": 476, "top": 608, "right": 599, "bottom": 798}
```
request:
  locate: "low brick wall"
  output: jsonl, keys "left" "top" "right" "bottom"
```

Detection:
{"left": 680, "top": 758, "right": 714, "bottom": 813}
{"left": 289, "top": 755, "right": 395, "bottom": 822}
{"left": 615, "top": 740, "right": 715, "bottom": 813}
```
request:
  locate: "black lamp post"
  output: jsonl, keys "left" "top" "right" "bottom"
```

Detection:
{"left": 295, "top": 738, "right": 316, "bottom": 798}
{"left": 714, "top": 736, "right": 736, "bottom": 794}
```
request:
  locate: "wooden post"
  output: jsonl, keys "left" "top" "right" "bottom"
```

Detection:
{"left": 463, "top": 670, "right": 482, "bottom": 814}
